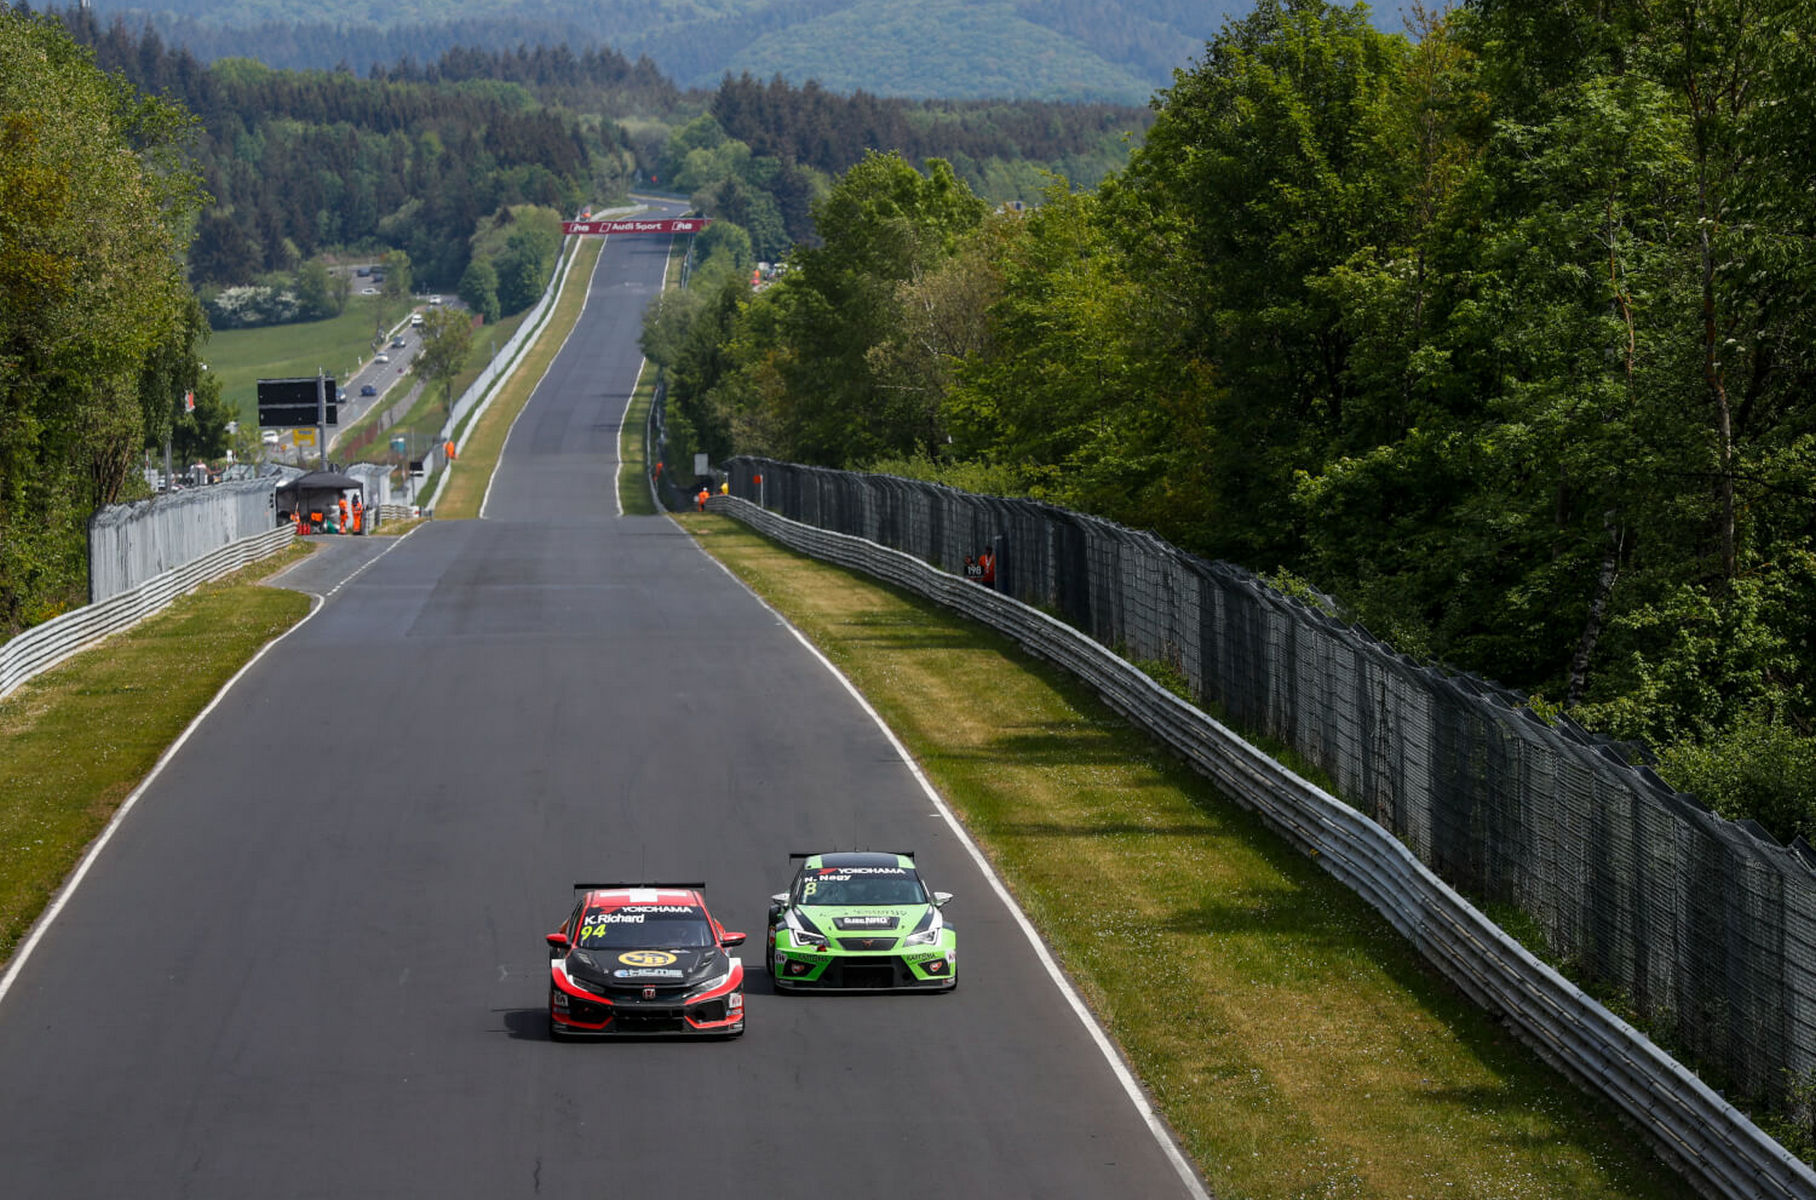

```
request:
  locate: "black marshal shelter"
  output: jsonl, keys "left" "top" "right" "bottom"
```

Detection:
{"left": 276, "top": 471, "right": 366, "bottom": 534}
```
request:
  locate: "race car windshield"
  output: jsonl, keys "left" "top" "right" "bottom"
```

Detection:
{"left": 799, "top": 872, "right": 926, "bottom": 906}
{"left": 574, "top": 908, "right": 716, "bottom": 949}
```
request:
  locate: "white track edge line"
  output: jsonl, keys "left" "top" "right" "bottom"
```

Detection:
{"left": 0, "top": 585, "right": 331, "bottom": 1006}
{"left": 481, "top": 240, "right": 605, "bottom": 520}
{"left": 613, "top": 351, "right": 646, "bottom": 521}
{"left": 675, "top": 516, "right": 1213, "bottom": 1200}
{"left": 322, "top": 526, "right": 420, "bottom": 597}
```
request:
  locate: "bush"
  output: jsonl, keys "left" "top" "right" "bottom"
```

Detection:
{"left": 1657, "top": 718, "right": 1816, "bottom": 845}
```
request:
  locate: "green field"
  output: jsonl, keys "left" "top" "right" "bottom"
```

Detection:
{"left": 207, "top": 295, "right": 416, "bottom": 425}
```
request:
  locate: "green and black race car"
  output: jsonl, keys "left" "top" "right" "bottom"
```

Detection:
{"left": 766, "top": 851, "right": 957, "bottom": 991}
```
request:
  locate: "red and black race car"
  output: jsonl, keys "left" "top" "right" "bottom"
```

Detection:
{"left": 546, "top": 883, "right": 746, "bottom": 1039}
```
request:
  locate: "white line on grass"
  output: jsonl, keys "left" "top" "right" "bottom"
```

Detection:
{"left": 677, "top": 518, "right": 1214, "bottom": 1200}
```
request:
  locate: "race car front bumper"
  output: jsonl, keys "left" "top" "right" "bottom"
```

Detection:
{"left": 772, "top": 943, "right": 956, "bottom": 991}
{"left": 550, "top": 971, "right": 745, "bottom": 1035}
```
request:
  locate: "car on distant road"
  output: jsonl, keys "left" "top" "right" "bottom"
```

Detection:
{"left": 391, "top": 336, "right": 406, "bottom": 348}
{"left": 375, "top": 352, "right": 390, "bottom": 363}
{"left": 360, "top": 384, "right": 377, "bottom": 397}
{"left": 362, "top": 287, "right": 378, "bottom": 295}
{"left": 261, "top": 430, "right": 280, "bottom": 445}
{"left": 429, "top": 294, "right": 442, "bottom": 305}
{"left": 547, "top": 883, "right": 746, "bottom": 1039}
{"left": 766, "top": 851, "right": 956, "bottom": 991}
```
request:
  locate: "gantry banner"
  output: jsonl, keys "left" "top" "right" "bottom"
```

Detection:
{"left": 561, "top": 218, "right": 712, "bottom": 236}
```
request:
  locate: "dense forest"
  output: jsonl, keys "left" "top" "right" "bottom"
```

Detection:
{"left": 46, "top": 7, "right": 1150, "bottom": 284}
{"left": 709, "top": 75, "right": 1150, "bottom": 195}
{"left": 0, "top": 3, "right": 1150, "bottom": 634}
{"left": 54, "top": 9, "right": 622, "bottom": 289}
{"left": 89, "top": 0, "right": 1292, "bottom": 101}
{"left": 0, "top": 10, "right": 208, "bottom": 634}
{"left": 644, "top": 0, "right": 1816, "bottom": 849}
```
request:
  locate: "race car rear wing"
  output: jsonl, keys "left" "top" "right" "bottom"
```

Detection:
{"left": 787, "top": 851, "right": 915, "bottom": 859}
{"left": 574, "top": 881, "right": 707, "bottom": 890}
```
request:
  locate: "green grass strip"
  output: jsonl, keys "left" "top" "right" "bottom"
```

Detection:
{"left": 677, "top": 512, "right": 1694, "bottom": 1200}
{"left": 617, "top": 360, "right": 659, "bottom": 516}
{"left": 0, "top": 546, "right": 313, "bottom": 963}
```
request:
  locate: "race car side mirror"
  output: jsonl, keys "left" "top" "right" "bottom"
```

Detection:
{"left": 721, "top": 931, "right": 747, "bottom": 948}
{"left": 932, "top": 892, "right": 953, "bottom": 907}
{"left": 769, "top": 892, "right": 788, "bottom": 906}
{"left": 546, "top": 933, "right": 570, "bottom": 958}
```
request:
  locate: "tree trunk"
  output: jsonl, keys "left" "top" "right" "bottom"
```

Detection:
{"left": 1567, "top": 518, "right": 1624, "bottom": 708}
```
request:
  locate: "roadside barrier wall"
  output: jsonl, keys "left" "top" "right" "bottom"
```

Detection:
{"left": 2, "top": 524, "right": 294, "bottom": 701}
{"left": 715, "top": 460, "right": 1816, "bottom": 1198}
{"left": 88, "top": 479, "right": 277, "bottom": 603}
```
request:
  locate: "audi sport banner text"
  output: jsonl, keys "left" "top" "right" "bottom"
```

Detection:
{"left": 561, "top": 218, "right": 713, "bottom": 236}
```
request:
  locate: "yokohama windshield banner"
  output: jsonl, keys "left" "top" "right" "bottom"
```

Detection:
{"left": 561, "top": 218, "right": 712, "bottom": 235}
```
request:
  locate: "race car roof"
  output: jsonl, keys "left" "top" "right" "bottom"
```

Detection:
{"left": 807, "top": 851, "right": 914, "bottom": 869}
{"left": 575, "top": 884, "right": 705, "bottom": 906}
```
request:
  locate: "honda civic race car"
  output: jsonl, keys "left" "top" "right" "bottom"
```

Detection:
{"left": 547, "top": 883, "right": 746, "bottom": 1038}
{"left": 767, "top": 851, "right": 956, "bottom": 991}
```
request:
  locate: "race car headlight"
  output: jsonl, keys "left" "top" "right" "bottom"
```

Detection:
{"left": 788, "top": 928, "right": 828, "bottom": 949}
{"left": 687, "top": 969, "right": 731, "bottom": 999}
{"left": 904, "top": 912, "right": 943, "bottom": 946}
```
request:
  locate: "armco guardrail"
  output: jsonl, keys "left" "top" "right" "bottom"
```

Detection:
{"left": 1, "top": 524, "right": 294, "bottom": 701}
{"left": 709, "top": 494, "right": 1816, "bottom": 1200}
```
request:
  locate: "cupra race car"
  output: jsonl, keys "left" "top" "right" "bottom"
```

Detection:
{"left": 767, "top": 851, "right": 956, "bottom": 991}
{"left": 547, "top": 883, "right": 746, "bottom": 1038}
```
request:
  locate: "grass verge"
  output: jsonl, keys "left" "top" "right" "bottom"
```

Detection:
{"left": 433, "top": 238, "right": 607, "bottom": 519}
{"left": 617, "top": 360, "right": 659, "bottom": 516}
{"left": 677, "top": 511, "right": 1694, "bottom": 1200}
{"left": 0, "top": 543, "right": 313, "bottom": 965}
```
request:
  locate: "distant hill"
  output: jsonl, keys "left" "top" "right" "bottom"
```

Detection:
{"left": 81, "top": 0, "right": 1427, "bottom": 103}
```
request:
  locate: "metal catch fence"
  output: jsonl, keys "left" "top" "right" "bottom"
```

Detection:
{"left": 87, "top": 479, "right": 277, "bottom": 603}
{"left": 724, "top": 455, "right": 1816, "bottom": 1118}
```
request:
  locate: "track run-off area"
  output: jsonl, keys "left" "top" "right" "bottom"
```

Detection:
{"left": 0, "top": 203, "right": 1206, "bottom": 1199}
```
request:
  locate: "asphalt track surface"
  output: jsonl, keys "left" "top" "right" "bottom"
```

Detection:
{"left": 0, "top": 208, "right": 1204, "bottom": 1198}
